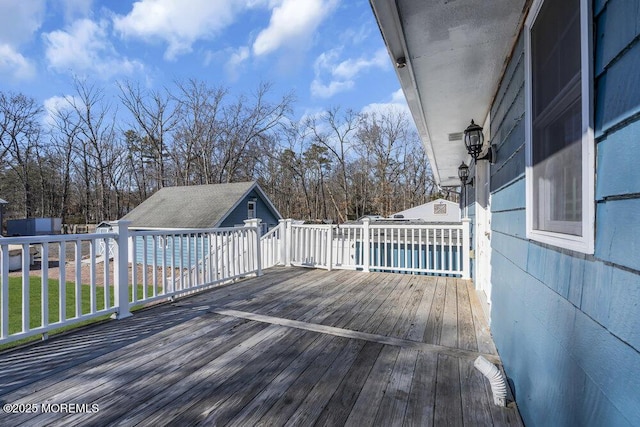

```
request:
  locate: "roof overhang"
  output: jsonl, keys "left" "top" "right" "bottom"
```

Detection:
{"left": 370, "top": 0, "right": 527, "bottom": 187}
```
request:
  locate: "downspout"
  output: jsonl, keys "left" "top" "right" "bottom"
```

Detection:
{"left": 474, "top": 356, "right": 507, "bottom": 406}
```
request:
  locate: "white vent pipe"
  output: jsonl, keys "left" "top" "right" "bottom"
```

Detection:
{"left": 474, "top": 356, "right": 507, "bottom": 406}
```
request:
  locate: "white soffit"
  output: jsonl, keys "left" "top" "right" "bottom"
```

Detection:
{"left": 371, "top": 0, "right": 526, "bottom": 186}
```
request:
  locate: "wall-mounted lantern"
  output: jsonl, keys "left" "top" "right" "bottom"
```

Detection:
{"left": 458, "top": 161, "right": 469, "bottom": 184}
{"left": 464, "top": 119, "right": 495, "bottom": 163}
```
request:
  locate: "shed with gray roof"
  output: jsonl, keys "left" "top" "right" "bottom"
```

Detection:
{"left": 122, "top": 181, "right": 281, "bottom": 232}
{"left": 121, "top": 182, "right": 281, "bottom": 266}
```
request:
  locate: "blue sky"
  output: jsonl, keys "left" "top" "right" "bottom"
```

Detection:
{"left": 0, "top": 0, "right": 408, "bottom": 122}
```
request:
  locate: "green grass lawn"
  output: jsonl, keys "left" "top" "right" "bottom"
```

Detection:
{"left": 1, "top": 276, "right": 159, "bottom": 351}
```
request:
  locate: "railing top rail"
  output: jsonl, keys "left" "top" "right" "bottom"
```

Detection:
{"left": 0, "top": 233, "right": 118, "bottom": 245}
{"left": 130, "top": 225, "right": 256, "bottom": 236}
{"left": 368, "top": 224, "right": 464, "bottom": 230}
{"left": 261, "top": 224, "right": 282, "bottom": 239}
{"left": 289, "top": 223, "right": 464, "bottom": 230}
{"left": 290, "top": 224, "right": 335, "bottom": 229}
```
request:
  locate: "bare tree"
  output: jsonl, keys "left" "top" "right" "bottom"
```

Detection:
{"left": 118, "top": 80, "right": 177, "bottom": 191}
{"left": 69, "top": 79, "right": 121, "bottom": 221}
{"left": 357, "top": 108, "right": 411, "bottom": 217}
{"left": 305, "top": 107, "right": 359, "bottom": 223}
{"left": 217, "top": 82, "right": 294, "bottom": 183}
{"left": 0, "top": 92, "right": 43, "bottom": 217}
{"left": 172, "top": 79, "right": 227, "bottom": 185}
{"left": 48, "top": 101, "right": 82, "bottom": 222}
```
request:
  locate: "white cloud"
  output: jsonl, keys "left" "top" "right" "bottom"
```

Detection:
{"left": 311, "top": 47, "right": 389, "bottom": 99}
{"left": 390, "top": 88, "right": 408, "bottom": 105}
{"left": 0, "top": 0, "right": 46, "bottom": 46}
{"left": 310, "top": 79, "right": 353, "bottom": 99}
{"left": 225, "top": 46, "right": 251, "bottom": 76}
{"left": 0, "top": 0, "right": 45, "bottom": 81}
{"left": 332, "top": 48, "right": 387, "bottom": 80}
{"left": 114, "top": 0, "right": 248, "bottom": 60}
{"left": 253, "top": 0, "right": 338, "bottom": 56}
{"left": 43, "top": 95, "right": 81, "bottom": 127}
{"left": 60, "top": 0, "right": 93, "bottom": 23}
{"left": 361, "top": 89, "right": 410, "bottom": 117}
{"left": 0, "top": 44, "right": 36, "bottom": 80}
{"left": 43, "top": 18, "right": 144, "bottom": 79}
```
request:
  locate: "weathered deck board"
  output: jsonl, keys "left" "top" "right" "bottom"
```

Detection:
{"left": 434, "top": 353, "right": 463, "bottom": 426}
{"left": 283, "top": 339, "right": 375, "bottom": 426}
{"left": 344, "top": 345, "right": 401, "bottom": 426}
{"left": 403, "top": 350, "right": 438, "bottom": 426}
{"left": 467, "top": 280, "right": 498, "bottom": 355}
{"left": 0, "top": 267, "right": 522, "bottom": 426}
{"left": 457, "top": 278, "right": 479, "bottom": 352}
{"left": 373, "top": 347, "right": 420, "bottom": 426}
{"left": 423, "top": 276, "right": 447, "bottom": 345}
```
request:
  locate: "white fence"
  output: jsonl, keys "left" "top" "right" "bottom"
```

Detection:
{"left": 1, "top": 217, "right": 469, "bottom": 345}
{"left": 0, "top": 219, "right": 262, "bottom": 345}
{"left": 265, "top": 218, "right": 470, "bottom": 277}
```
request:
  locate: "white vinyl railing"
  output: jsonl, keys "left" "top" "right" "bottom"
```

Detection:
{"left": 1, "top": 216, "right": 469, "bottom": 345}
{"left": 128, "top": 224, "right": 261, "bottom": 307}
{"left": 265, "top": 218, "right": 470, "bottom": 278}
{"left": 1, "top": 232, "right": 122, "bottom": 345}
{"left": 260, "top": 222, "right": 284, "bottom": 270}
{"left": 0, "top": 219, "right": 262, "bottom": 345}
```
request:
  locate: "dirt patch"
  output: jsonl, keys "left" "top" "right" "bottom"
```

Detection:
{"left": 9, "top": 259, "right": 183, "bottom": 287}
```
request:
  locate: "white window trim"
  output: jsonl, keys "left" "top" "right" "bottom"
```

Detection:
{"left": 247, "top": 200, "right": 256, "bottom": 219}
{"left": 524, "top": 0, "right": 595, "bottom": 254}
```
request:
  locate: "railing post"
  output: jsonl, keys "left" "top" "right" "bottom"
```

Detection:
{"left": 278, "top": 219, "right": 287, "bottom": 266}
{"left": 461, "top": 218, "right": 471, "bottom": 280}
{"left": 285, "top": 219, "right": 293, "bottom": 266}
{"left": 244, "top": 218, "right": 263, "bottom": 276}
{"left": 113, "top": 220, "right": 132, "bottom": 319}
{"left": 327, "top": 225, "right": 334, "bottom": 271}
{"left": 362, "top": 218, "right": 371, "bottom": 273}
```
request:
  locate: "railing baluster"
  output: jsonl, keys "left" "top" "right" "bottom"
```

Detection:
{"left": 448, "top": 228, "right": 453, "bottom": 274}
{"left": 41, "top": 243, "right": 49, "bottom": 330}
{"left": 59, "top": 241, "right": 66, "bottom": 323}
{"left": 104, "top": 238, "right": 110, "bottom": 310}
{"left": 142, "top": 236, "right": 148, "bottom": 300}
{"left": 171, "top": 234, "right": 177, "bottom": 294}
{"left": 152, "top": 235, "right": 158, "bottom": 296}
{"left": 131, "top": 236, "right": 138, "bottom": 303}
{"left": 90, "top": 240, "right": 96, "bottom": 314}
{"left": 212, "top": 234, "right": 219, "bottom": 283}
{"left": 179, "top": 235, "right": 184, "bottom": 291}
{"left": 22, "top": 244, "right": 30, "bottom": 333}
{"left": 75, "top": 240, "right": 81, "bottom": 318}
{"left": 1, "top": 245, "right": 9, "bottom": 339}
{"left": 162, "top": 235, "right": 168, "bottom": 295}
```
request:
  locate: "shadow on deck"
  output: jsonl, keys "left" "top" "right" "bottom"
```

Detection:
{"left": 0, "top": 267, "right": 523, "bottom": 426}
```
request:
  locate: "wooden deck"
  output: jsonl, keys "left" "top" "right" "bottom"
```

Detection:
{"left": 0, "top": 267, "right": 522, "bottom": 426}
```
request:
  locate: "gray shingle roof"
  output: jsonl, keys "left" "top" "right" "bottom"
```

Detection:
{"left": 122, "top": 181, "right": 259, "bottom": 229}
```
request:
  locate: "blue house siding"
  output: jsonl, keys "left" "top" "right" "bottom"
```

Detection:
{"left": 466, "top": 200, "right": 476, "bottom": 279}
{"left": 362, "top": 243, "right": 462, "bottom": 275}
{"left": 133, "top": 234, "right": 211, "bottom": 267}
{"left": 486, "top": 3, "right": 640, "bottom": 425}
{"left": 220, "top": 189, "right": 280, "bottom": 231}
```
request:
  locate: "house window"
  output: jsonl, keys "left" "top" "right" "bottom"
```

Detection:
{"left": 247, "top": 200, "right": 256, "bottom": 219}
{"left": 525, "top": 0, "right": 594, "bottom": 253}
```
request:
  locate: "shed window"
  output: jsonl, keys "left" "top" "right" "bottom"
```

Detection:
{"left": 525, "top": 0, "right": 594, "bottom": 253}
{"left": 247, "top": 201, "right": 256, "bottom": 219}
{"left": 433, "top": 203, "right": 447, "bottom": 215}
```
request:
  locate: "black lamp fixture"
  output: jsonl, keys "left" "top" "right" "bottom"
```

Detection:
{"left": 464, "top": 119, "right": 493, "bottom": 163}
{"left": 458, "top": 161, "right": 469, "bottom": 184}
